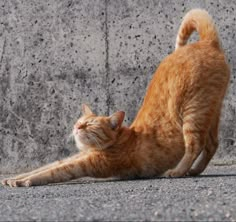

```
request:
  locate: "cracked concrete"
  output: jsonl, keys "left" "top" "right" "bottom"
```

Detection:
{"left": 0, "top": 0, "right": 236, "bottom": 173}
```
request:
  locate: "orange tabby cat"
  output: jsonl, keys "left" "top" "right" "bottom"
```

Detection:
{"left": 2, "top": 9, "right": 229, "bottom": 187}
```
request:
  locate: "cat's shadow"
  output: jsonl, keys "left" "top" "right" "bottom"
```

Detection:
{"left": 50, "top": 173, "right": 236, "bottom": 186}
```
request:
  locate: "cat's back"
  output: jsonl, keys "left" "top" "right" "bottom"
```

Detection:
{"left": 132, "top": 42, "right": 229, "bottom": 131}
{"left": 149, "top": 42, "right": 229, "bottom": 103}
{"left": 159, "top": 42, "right": 229, "bottom": 85}
{"left": 132, "top": 8, "right": 230, "bottom": 135}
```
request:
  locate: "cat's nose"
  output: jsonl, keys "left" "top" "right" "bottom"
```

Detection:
{"left": 76, "top": 122, "right": 86, "bottom": 129}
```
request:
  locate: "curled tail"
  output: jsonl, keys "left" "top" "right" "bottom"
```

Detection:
{"left": 175, "top": 9, "right": 221, "bottom": 50}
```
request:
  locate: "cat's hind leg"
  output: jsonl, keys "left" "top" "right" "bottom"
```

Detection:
{"left": 164, "top": 106, "right": 212, "bottom": 177}
{"left": 187, "top": 110, "right": 220, "bottom": 176}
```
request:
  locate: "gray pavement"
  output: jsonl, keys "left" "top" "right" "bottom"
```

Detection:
{"left": 0, "top": 164, "right": 235, "bottom": 221}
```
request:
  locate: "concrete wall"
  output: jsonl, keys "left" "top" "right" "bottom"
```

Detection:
{"left": 0, "top": 0, "right": 236, "bottom": 173}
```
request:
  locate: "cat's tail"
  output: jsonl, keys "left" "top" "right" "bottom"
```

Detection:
{"left": 175, "top": 9, "right": 221, "bottom": 50}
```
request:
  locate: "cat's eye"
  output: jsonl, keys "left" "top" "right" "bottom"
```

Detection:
{"left": 87, "top": 120, "right": 95, "bottom": 126}
{"left": 87, "top": 119, "right": 99, "bottom": 126}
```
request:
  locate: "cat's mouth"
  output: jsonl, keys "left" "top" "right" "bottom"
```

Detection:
{"left": 73, "top": 128, "right": 96, "bottom": 145}
{"left": 73, "top": 129, "right": 90, "bottom": 146}
{"left": 73, "top": 128, "right": 85, "bottom": 139}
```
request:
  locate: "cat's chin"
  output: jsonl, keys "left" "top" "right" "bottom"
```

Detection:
{"left": 75, "top": 138, "right": 115, "bottom": 152}
{"left": 73, "top": 130, "right": 113, "bottom": 151}
{"left": 73, "top": 134, "right": 104, "bottom": 151}
{"left": 73, "top": 135, "right": 89, "bottom": 151}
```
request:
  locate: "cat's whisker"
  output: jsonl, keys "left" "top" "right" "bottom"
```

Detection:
{"left": 88, "top": 133, "right": 103, "bottom": 150}
{"left": 66, "top": 132, "right": 75, "bottom": 144}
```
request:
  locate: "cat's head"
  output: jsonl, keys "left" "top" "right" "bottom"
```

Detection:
{"left": 73, "top": 104, "right": 125, "bottom": 151}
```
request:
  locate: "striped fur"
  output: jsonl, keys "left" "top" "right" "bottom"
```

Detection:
{"left": 2, "top": 9, "right": 230, "bottom": 187}
{"left": 175, "top": 9, "right": 220, "bottom": 50}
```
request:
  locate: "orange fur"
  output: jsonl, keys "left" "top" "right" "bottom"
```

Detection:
{"left": 2, "top": 9, "right": 230, "bottom": 187}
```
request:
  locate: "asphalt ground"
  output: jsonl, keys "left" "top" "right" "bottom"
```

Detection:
{"left": 0, "top": 164, "right": 235, "bottom": 221}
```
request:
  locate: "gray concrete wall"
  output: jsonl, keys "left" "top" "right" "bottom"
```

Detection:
{"left": 0, "top": 0, "right": 236, "bottom": 173}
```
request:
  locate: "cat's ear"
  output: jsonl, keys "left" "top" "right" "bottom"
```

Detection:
{"left": 109, "top": 111, "right": 125, "bottom": 130}
{"left": 82, "top": 104, "right": 93, "bottom": 116}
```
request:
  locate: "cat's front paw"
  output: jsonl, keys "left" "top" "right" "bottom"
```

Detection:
{"left": 1, "top": 178, "right": 8, "bottom": 186}
{"left": 4, "top": 179, "right": 32, "bottom": 187}
{"left": 1, "top": 178, "right": 15, "bottom": 186}
{"left": 163, "top": 169, "right": 185, "bottom": 178}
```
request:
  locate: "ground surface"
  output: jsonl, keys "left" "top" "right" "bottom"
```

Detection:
{"left": 0, "top": 164, "right": 235, "bottom": 221}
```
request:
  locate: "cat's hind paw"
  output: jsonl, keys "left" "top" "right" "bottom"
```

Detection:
{"left": 186, "top": 168, "right": 201, "bottom": 176}
{"left": 163, "top": 169, "right": 186, "bottom": 178}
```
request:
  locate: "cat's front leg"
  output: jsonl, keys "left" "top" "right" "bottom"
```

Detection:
{"left": 7, "top": 159, "right": 86, "bottom": 187}
{"left": 7, "top": 151, "right": 119, "bottom": 187}
{"left": 2, "top": 153, "right": 82, "bottom": 186}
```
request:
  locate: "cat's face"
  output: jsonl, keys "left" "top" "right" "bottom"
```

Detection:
{"left": 73, "top": 104, "right": 125, "bottom": 151}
